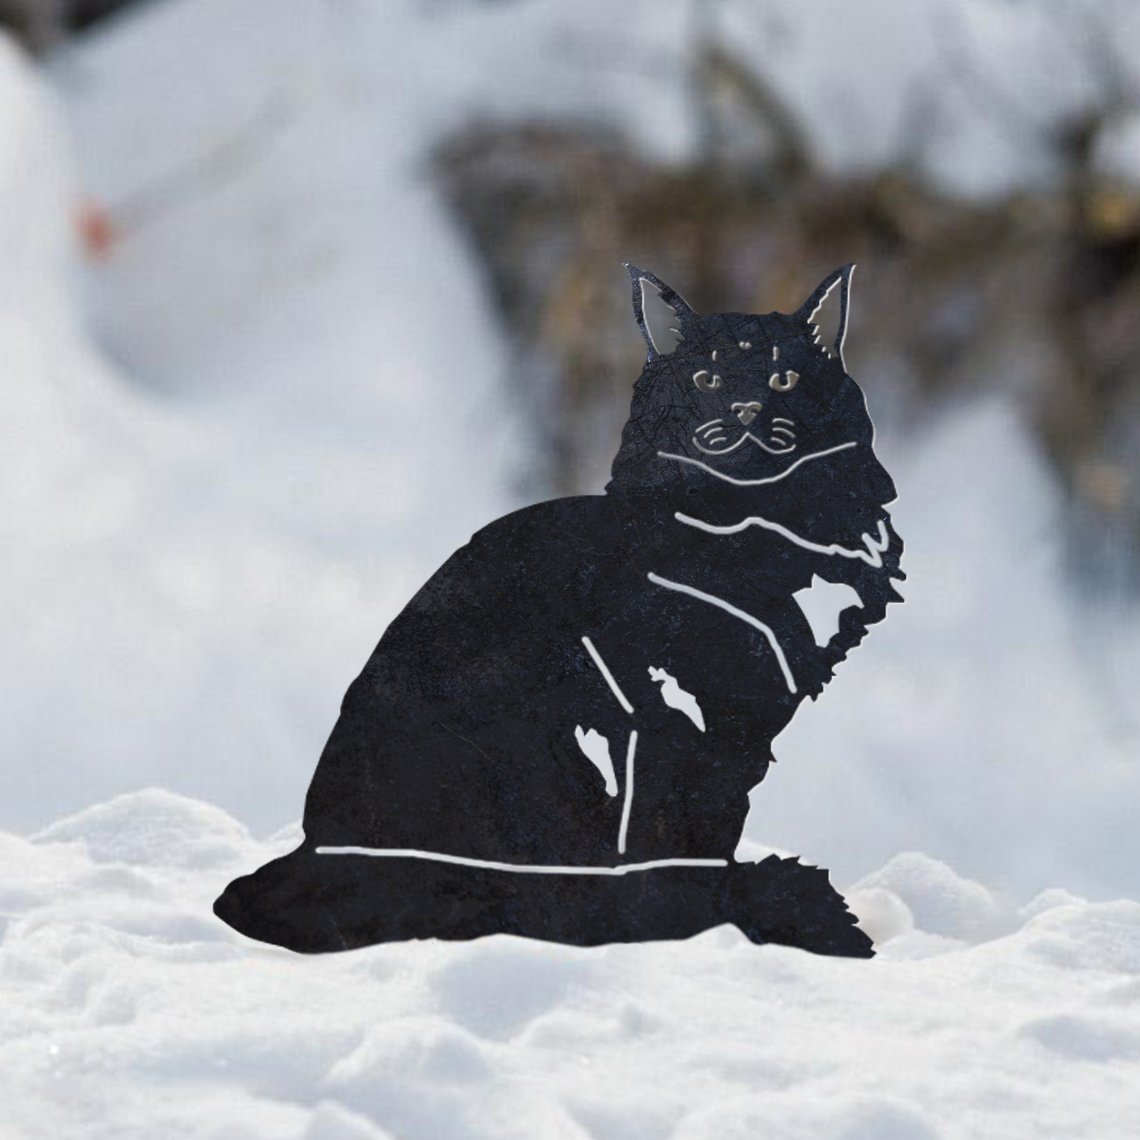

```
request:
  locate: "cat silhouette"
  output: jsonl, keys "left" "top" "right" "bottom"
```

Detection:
{"left": 215, "top": 264, "right": 904, "bottom": 956}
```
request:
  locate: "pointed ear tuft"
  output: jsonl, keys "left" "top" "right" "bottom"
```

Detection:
{"left": 793, "top": 264, "right": 855, "bottom": 369}
{"left": 625, "top": 263, "right": 696, "bottom": 361}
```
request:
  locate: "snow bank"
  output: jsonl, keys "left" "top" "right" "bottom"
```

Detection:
{"left": 3, "top": 794, "right": 1139, "bottom": 1140}
{"left": 1, "top": 9, "right": 517, "bottom": 835}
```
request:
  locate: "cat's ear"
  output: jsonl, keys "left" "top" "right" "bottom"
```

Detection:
{"left": 625, "top": 263, "right": 696, "bottom": 362}
{"left": 793, "top": 264, "right": 855, "bottom": 369}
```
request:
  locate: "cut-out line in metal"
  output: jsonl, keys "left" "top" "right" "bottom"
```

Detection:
{"left": 656, "top": 441, "right": 856, "bottom": 487}
{"left": 314, "top": 846, "right": 727, "bottom": 875}
{"left": 694, "top": 425, "right": 797, "bottom": 457}
{"left": 649, "top": 666, "right": 706, "bottom": 732}
{"left": 575, "top": 725, "right": 618, "bottom": 796}
{"left": 647, "top": 572, "right": 797, "bottom": 694}
{"left": 693, "top": 430, "right": 750, "bottom": 455}
{"left": 581, "top": 635, "right": 634, "bottom": 714}
{"left": 794, "top": 576, "right": 864, "bottom": 647}
{"left": 617, "top": 730, "right": 638, "bottom": 855}
{"left": 674, "top": 513, "right": 890, "bottom": 569}
{"left": 770, "top": 370, "right": 800, "bottom": 392}
{"left": 755, "top": 437, "right": 796, "bottom": 455}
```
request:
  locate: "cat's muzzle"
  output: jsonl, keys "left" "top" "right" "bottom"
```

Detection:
{"left": 692, "top": 416, "right": 797, "bottom": 457}
{"left": 732, "top": 401, "right": 764, "bottom": 426}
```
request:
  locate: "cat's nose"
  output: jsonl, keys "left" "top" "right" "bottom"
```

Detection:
{"left": 732, "top": 401, "right": 763, "bottom": 426}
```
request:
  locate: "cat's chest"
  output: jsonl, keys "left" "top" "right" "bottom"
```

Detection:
{"left": 573, "top": 562, "right": 799, "bottom": 740}
{"left": 436, "top": 495, "right": 805, "bottom": 723}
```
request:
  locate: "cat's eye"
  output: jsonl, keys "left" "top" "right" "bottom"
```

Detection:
{"left": 693, "top": 370, "right": 721, "bottom": 392}
{"left": 769, "top": 370, "right": 799, "bottom": 392}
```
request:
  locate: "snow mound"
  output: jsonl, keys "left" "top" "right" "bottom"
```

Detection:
{"left": 4, "top": 792, "right": 1140, "bottom": 1139}
{"left": 33, "top": 788, "right": 254, "bottom": 869}
{"left": 1018, "top": 899, "right": 1140, "bottom": 975}
{"left": 844, "top": 886, "right": 915, "bottom": 945}
{"left": 850, "top": 852, "right": 1003, "bottom": 941}
{"left": 432, "top": 939, "right": 599, "bottom": 1040}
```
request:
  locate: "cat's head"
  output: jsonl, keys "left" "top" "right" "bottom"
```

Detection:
{"left": 610, "top": 265, "right": 879, "bottom": 490}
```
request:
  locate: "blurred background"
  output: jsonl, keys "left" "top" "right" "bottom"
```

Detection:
{"left": 1, "top": 0, "right": 1138, "bottom": 903}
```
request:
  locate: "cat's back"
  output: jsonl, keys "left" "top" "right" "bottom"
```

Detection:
{"left": 347, "top": 493, "right": 630, "bottom": 701}
{"left": 389, "top": 494, "right": 624, "bottom": 626}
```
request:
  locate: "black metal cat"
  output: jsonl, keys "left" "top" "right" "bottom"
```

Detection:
{"left": 215, "top": 264, "right": 904, "bottom": 956}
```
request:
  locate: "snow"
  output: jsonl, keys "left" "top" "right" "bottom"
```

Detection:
{"left": 4, "top": 790, "right": 1140, "bottom": 1139}
{"left": 850, "top": 852, "right": 1002, "bottom": 942}
{"left": 2, "top": 0, "right": 1140, "bottom": 1134}
{"left": 3, "top": 0, "right": 520, "bottom": 835}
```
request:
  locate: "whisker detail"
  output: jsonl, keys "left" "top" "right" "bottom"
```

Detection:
{"left": 657, "top": 442, "right": 857, "bottom": 486}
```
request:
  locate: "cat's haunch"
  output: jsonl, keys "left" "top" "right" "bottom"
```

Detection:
{"left": 216, "top": 264, "right": 904, "bottom": 957}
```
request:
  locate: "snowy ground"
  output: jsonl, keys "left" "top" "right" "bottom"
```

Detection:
{"left": 2, "top": 0, "right": 1140, "bottom": 1135}
{"left": 4, "top": 790, "right": 1140, "bottom": 1139}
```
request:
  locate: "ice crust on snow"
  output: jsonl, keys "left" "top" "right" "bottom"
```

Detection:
{"left": 4, "top": 798, "right": 1140, "bottom": 1139}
